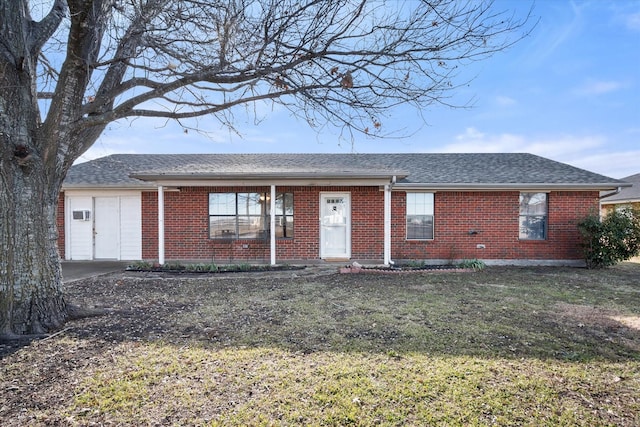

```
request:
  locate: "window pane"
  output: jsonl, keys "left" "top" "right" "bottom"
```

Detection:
{"left": 276, "top": 216, "right": 294, "bottom": 238}
{"left": 519, "top": 215, "right": 546, "bottom": 240}
{"left": 209, "top": 193, "right": 235, "bottom": 215}
{"left": 210, "top": 216, "right": 236, "bottom": 239}
{"left": 276, "top": 193, "right": 294, "bottom": 216}
{"left": 237, "top": 193, "right": 263, "bottom": 215}
{"left": 407, "top": 193, "right": 434, "bottom": 215}
{"left": 238, "top": 214, "right": 264, "bottom": 238}
{"left": 519, "top": 193, "right": 547, "bottom": 215}
{"left": 407, "top": 215, "right": 434, "bottom": 240}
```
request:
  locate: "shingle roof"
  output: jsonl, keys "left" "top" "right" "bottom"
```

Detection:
{"left": 601, "top": 173, "right": 640, "bottom": 203}
{"left": 63, "top": 153, "right": 625, "bottom": 190}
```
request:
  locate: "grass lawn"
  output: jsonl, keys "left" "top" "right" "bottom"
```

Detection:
{"left": 1, "top": 263, "right": 639, "bottom": 426}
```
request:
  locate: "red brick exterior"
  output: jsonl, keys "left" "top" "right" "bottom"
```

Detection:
{"left": 391, "top": 191, "right": 598, "bottom": 262}
{"left": 141, "top": 186, "right": 385, "bottom": 262}
{"left": 133, "top": 186, "right": 599, "bottom": 263}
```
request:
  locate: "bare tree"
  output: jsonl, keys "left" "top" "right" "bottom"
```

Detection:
{"left": 0, "top": 0, "right": 531, "bottom": 336}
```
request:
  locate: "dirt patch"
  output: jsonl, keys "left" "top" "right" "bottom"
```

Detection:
{"left": 553, "top": 302, "right": 640, "bottom": 352}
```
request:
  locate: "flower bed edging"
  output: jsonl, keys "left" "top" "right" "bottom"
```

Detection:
{"left": 338, "top": 265, "right": 473, "bottom": 274}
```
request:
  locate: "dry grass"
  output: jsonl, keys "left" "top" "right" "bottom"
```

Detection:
{"left": 1, "top": 263, "right": 639, "bottom": 426}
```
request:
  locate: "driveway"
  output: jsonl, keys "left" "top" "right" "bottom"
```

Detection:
{"left": 61, "top": 261, "right": 129, "bottom": 282}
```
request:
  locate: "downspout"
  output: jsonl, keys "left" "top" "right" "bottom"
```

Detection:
{"left": 599, "top": 187, "right": 622, "bottom": 199}
{"left": 158, "top": 185, "right": 165, "bottom": 265}
{"left": 383, "top": 176, "right": 396, "bottom": 266}
{"left": 270, "top": 184, "right": 276, "bottom": 266}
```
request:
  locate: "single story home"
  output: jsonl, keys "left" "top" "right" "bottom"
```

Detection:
{"left": 600, "top": 173, "right": 639, "bottom": 216}
{"left": 58, "top": 153, "right": 628, "bottom": 266}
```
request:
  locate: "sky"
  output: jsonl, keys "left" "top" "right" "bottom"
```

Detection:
{"left": 79, "top": 0, "right": 640, "bottom": 179}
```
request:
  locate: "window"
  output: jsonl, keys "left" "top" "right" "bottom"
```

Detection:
{"left": 275, "top": 192, "right": 294, "bottom": 238}
{"left": 209, "top": 192, "right": 293, "bottom": 239}
{"left": 519, "top": 192, "right": 547, "bottom": 240}
{"left": 406, "top": 193, "right": 434, "bottom": 240}
{"left": 615, "top": 204, "right": 633, "bottom": 215}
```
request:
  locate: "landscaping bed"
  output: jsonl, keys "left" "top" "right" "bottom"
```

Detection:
{"left": 125, "top": 261, "right": 306, "bottom": 274}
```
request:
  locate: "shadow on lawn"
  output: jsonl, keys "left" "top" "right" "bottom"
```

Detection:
{"left": 3, "top": 264, "right": 640, "bottom": 362}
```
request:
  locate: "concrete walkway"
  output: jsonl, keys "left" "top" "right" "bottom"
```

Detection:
{"left": 61, "top": 261, "right": 130, "bottom": 283}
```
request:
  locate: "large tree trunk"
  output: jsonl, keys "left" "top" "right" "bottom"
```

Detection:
{"left": 0, "top": 148, "right": 68, "bottom": 337}
{"left": 0, "top": 2, "right": 68, "bottom": 337}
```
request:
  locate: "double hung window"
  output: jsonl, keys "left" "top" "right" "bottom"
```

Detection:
{"left": 406, "top": 193, "right": 434, "bottom": 240}
{"left": 519, "top": 192, "right": 547, "bottom": 240}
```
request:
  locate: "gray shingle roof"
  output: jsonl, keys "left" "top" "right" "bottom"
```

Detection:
{"left": 63, "top": 153, "right": 625, "bottom": 190}
{"left": 601, "top": 173, "right": 640, "bottom": 203}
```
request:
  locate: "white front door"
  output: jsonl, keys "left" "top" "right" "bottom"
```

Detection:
{"left": 320, "top": 192, "right": 351, "bottom": 259}
{"left": 94, "top": 197, "right": 119, "bottom": 259}
{"left": 66, "top": 196, "right": 93, "bottom": 260}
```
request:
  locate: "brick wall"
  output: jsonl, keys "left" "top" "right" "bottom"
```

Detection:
{"left": 139, "top": 186, "right": 598, "bottom": 263}
{"left": 391, "top": 190, "right": 599, "bottom": 261}
{"left": 142, "top": 185, "right": 384, "bottom": 261}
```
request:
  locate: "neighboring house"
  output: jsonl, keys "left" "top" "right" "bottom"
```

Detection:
{"left": 600, "top": 173, "right": 640, "bottom": 216}
{"left": 58, "top": 153, "right": 628, "bottom": 266}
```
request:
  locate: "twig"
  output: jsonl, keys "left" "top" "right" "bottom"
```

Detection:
{"left": 41, "top": 327, "right": 71, "bottom": 341}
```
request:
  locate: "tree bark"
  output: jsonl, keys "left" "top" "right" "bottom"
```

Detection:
{"left": 0, "top": 163, "right": 67, "bottom": 337}
{"left": 0, "top": 1, "right": 68, "bottom": 337}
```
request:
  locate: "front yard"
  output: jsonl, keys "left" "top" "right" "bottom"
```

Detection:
{"left": 1, "top": 264, "right": 639, "bottom": 426}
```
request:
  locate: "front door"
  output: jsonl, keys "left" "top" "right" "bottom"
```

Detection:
{"left": 94, "top": 197, "right": 119, "bottom": 259}
{"left": 320, "top": 192, "right": 351, "bottom": 259}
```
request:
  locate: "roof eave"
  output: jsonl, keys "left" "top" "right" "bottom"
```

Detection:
{"left": 61, "top": 183, "right": 155, "bottom": 191}
{"left": 601, "top": 197, "right": 640, "bottom": 205}
{"left": 394, "top": 182, "right": 630, "bottom": 191}
{"left": 131, "top": 172, "right": 407, "bottom": 180}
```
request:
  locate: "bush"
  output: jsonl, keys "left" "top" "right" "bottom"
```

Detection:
{"left": 578, "top": 208, "right": 640, "bottom": 268}
{"left": 458, "top": 259, "right": 486, "bottom": 271}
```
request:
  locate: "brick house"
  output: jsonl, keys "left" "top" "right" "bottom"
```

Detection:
{"left": 600, "top": 173, "right": 640, "bottom": 216}
{"left": 58, "top": 153, "right": 627, "bottom": 266}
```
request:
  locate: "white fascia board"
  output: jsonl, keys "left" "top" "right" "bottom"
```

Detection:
{"left": 601, "top": 198, "right": 640, "bottom": 205}
{"left": 62, "top": 185, "right": 153, "bottom": 191}
{"left": 62, "top": 189, "right": 143, "bottom": 196}
{"left": 144, "top": 178, "right": 393, "bottom": 187}
{"left": 393, "top": 183, "right": 628, "bottom": 192}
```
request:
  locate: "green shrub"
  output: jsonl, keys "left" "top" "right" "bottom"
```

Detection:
{"left": 578, "top": 208, "right": 640, "bottom": 269}
{"left": 457, "top": 259, "right": 486, "bottom": 270}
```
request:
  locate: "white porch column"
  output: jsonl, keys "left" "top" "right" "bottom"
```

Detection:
{"left": 158, "top": 185, "right": 165, "bottom": 265}
{"left": 270, "top": 184, "right": 276, "bottom": 265}
{"left": 383, "top": 183, "right": 392, "bottom": 266}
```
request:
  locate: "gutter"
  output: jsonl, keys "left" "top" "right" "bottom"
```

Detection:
{"left": 130, "top": 171, "right": 409, "bottom": 181}
{"left": 394, "top": 182, "right": 632, "bottom": 192}
{"left": 599, "top": 187, "right": 622, "bottom": 200}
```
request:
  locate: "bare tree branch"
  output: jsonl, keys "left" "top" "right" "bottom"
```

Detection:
{"left": 28, "top": 0, "right": 67, "bottom": 56}
{"left": 26, "top": 0, "right": 534, "bottom": 159}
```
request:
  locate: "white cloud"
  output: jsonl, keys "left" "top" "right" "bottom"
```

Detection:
{"left": 495, "top": 96, "right": 517, "bottom": 107}
{"left": 570, "top": 151, "right": 640, "bottom": 179}
{"left": 624, "top": 12, "right": 640, "bottom": 31}
{"left": 433, "top": 127, "right": 640, "bottom": 178}
{"left": 442, "top": 127, "right": 604, "bottom": 158}
{"left": 574, "top": 79, "right": 625, "bottom": 96}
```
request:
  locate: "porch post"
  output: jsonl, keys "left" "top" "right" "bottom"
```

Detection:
{"left": 383, "top": 183, "right": 392, "bottom": 266}
{"left": 270, "top": 184, "right": 276, "bottom": 265}
{"left": 158, "top": 185, "right": 165, "bottom": 265}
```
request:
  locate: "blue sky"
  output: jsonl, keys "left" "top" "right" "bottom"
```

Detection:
{"left": 80, "top": 0, "right": 640, "bottom": 179}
